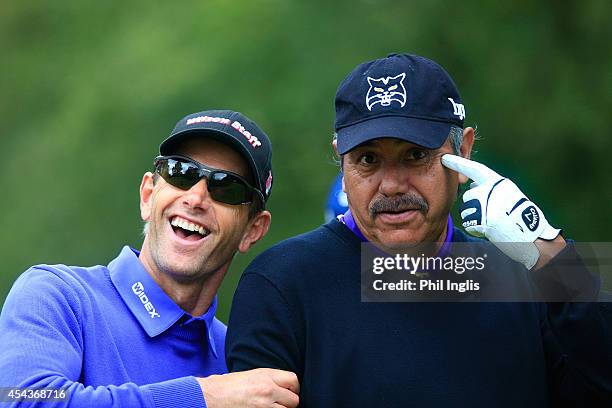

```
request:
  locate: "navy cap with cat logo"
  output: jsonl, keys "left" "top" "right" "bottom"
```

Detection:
{"left": 159, "top": 109, "right": 274, "bottom": 203}
{"left": 334, "top": 53, "right": 465, "bottom": 154}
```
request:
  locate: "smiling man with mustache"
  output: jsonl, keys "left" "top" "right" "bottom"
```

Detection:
{"left": 226, "top": 54, "right": 611, "bottom": 407}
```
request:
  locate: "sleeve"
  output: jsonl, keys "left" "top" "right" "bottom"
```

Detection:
{"left": 533, "top": 244, "right": 612, "bottom": 406}
{"left": 225, "top": 272, "right": 303, "bottom": 377}
{"left": 0, "top": 268, "right": 206, "bottom": 408}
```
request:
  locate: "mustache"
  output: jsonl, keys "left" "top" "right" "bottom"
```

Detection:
{"left": 369, "top": 193, "right": 429, "bottom": 216}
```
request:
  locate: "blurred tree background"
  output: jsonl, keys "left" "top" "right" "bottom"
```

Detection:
{"left": 1, "top": 0, "right": 611, "bottom": 320}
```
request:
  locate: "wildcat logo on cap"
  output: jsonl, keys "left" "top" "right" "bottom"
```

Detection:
{"left": 366, "top": 73, "right": 407, "bottom": 111}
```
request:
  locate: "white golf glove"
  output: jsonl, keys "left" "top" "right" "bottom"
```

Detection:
{"left": 441, "top": 154, "right": 561, "bottom": 270}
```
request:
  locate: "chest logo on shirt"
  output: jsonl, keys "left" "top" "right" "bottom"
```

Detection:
{"left": 132, "top": 282, "right": 161, "bottom": 318}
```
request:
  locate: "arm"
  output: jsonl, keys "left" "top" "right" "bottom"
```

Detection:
{"left": 0, "top": 268, "right": 201, "bottom": 408}
{"left": 226, "top": 272, "right": 303, "bottom": 376}
{"left": 442, "top": 155, "right": 612, "bottom": 402}
{"left": 536, "top": 245, "right": 612, "bottom": 405}
{"left": 0, "top": 269, "right": 299, "bottom": 408}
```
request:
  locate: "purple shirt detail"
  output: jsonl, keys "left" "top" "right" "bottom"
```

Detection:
{"left": 339, "top": 209, "right": 368, "bottom": 242}
{"left": 338, "top": 210, "right": 454, "bottom": 256}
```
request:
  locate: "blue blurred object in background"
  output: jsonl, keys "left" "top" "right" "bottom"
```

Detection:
{"left": 325, "top": 173, "right": 349, "bottom": 222}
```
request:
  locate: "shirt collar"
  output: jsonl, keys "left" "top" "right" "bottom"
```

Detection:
{"left": 108, "top": 246, "right": 220, "bottom": 358}
{"left": 338, "top": 209, "right": 368, "bottom": 242}
{"left": 178, "top": 296, "right": 220, "bottom": 358}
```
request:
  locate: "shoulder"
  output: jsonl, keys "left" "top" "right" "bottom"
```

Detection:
{"left": 246, "top": 221, "right": 357, "bottom": 273}
{"left": 0, "top": 264, "right": 106, "bottom": 341}
{"left": 20, "top": 262, "right": 108, "bottom": 291}
{"left": 236, "top": 221, "right": 358, "bottom": 301}
{"left": 4, "top": 263, "right": 110, "bottom": 315}
{"left": 275, "top": 221, "right": 351, "bottom": 250}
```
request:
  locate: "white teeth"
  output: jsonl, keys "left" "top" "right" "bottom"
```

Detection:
{"left": 171, "top": 216, "right": 209, "bottom": 236}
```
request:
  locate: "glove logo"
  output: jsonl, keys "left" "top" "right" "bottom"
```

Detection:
{"left": 460, "top": 198, "right": 482, "bottom": 228}
{"left": 521, "top": 206, "right": 540, "bottom": 232}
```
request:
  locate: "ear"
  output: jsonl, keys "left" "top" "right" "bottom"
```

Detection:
{"left": 332, "top": 137, "right": 344, "bottom": 175}
{"left": 238, "top": 210, "right": 271, "bottom": 253}
{"left": 140, "top": 172, "right": 155, "bottom": 222}
{"left": 457, "top": 127, "right": 475, "bottom": 185}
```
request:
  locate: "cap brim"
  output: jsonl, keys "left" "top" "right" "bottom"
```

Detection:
{"left": 160, "top": 129, "right": 262, "bottom": 193}
{"left": 336, "top": 116, "right": 454, "bottom": 154}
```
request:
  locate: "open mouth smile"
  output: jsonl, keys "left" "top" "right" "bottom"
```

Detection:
{"left": 170, "top": 216, "right": 210, "bottom": 242}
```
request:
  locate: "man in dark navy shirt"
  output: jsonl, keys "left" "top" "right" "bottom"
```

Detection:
{"left": 226, "top": 54, "right": 611, "bottom": 407}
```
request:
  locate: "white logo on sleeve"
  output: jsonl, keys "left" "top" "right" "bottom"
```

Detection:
{"left": 131, "top": 282, "right": 161, "bottom": 318}
{"left": 366, "top": 73, "right": 407, "bottom": 111}
{"left": 448, "top": 98, "right": 465, "bottom": 120}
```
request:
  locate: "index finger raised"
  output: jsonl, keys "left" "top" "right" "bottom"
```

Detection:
{"left": 441, "top": 154, "right": 502, "bottom": 184}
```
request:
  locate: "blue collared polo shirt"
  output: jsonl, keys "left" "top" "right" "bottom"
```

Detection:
{"left": 0, "top": 246, "right": 227, "bottom": 407}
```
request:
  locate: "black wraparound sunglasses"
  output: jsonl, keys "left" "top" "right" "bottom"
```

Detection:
{"left": 154, "top": 155, "right": 263, "bottom": 206}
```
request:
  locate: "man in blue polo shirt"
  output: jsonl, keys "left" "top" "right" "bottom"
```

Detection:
{"left": 0, "top": 110, "right": 299, "bottom": 407}
{"left": 226, "top": 54, "right": 611, "bottom": 406}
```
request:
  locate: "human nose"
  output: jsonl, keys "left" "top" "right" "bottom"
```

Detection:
{"left": 181, "top": 177, "right": 213, "bottom": 210}
{"left": 378, "top": 162, "right": 411, "bottom": 196}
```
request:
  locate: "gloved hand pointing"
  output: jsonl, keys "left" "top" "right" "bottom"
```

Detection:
{"left": 441, "top": 154, "right": 561, "bottom": 270}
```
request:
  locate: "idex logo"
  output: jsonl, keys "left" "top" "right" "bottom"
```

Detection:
{"left": 521, "top": 206, "right": 540, "bottom": 232}
{"left": 132, "top": 282, "right": 161, "bottom": 318}
{"left": 366, "top": 73, "right": 407, "bottom": 111}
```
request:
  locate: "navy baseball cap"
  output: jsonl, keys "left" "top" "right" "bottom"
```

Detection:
{"left": 160, "top": 109, "right": 274, "bottom": 202}
{"left": 335, "top": 53, "right": 465, "bottom": 154}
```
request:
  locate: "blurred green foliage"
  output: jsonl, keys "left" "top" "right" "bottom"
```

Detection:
{"left": 1, "top": 0, "right": 611, "bottom": 321}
